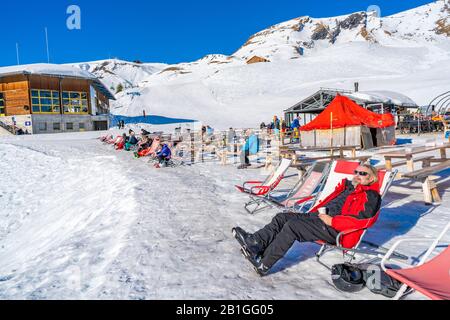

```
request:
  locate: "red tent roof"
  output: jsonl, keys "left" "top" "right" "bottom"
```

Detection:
{"left": 300, "top": 95, "right": 395, "bottom": 132}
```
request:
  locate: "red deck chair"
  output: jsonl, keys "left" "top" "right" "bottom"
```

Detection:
{"left": 310, "top": 161, "right": 400, "bottom": 269}
{"left": 235, "top": 158, "right": 292, "bottom": 197}
{"left": 104, "top": 135, "right": 119, "bottom": 144}
{"left": 137, "top": 137, "right": 160, "bottom": 158}
{"left": 381, "top": 222, "right": 450, "bottom": 300}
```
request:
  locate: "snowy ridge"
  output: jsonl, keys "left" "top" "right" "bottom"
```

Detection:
{"left": 56, "top": 1, "right": 450, "bottom": 129}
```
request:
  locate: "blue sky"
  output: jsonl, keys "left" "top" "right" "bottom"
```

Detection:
{"left": 1, "top": 0, "right": 434, "bottom": 66}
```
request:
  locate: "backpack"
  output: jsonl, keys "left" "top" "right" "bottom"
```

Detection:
{"left": 358, "top": 263, "right": 403, "bottom": 298}
{"left": 331, "top": 263, "right": 403, "bottom": 298}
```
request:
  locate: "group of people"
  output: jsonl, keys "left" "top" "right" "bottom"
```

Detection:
{"left": 117, "top": 120, "right": 126, "bottom": 130}
{"left": 260, "top": 115, "right": 302, "bottom": 143}
{"left": 101, "top": 128, "right": 174, "bottom": 168}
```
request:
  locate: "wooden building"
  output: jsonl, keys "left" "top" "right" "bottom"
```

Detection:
{"left": 284, "top": 87, "right": 418, "bottom": 128}
{"left": 0, "top": 64, "right": 115, "bottom": 134}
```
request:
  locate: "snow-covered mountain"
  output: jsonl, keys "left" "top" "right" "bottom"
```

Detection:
{"left": 71, "top": 0, "right": 450, "bottom": 129}
{"left": 234, "top": 0, "right": 450, "bottom": 61}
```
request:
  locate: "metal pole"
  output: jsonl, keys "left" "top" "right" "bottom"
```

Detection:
{"left": 16, "top": 43, "right": 20, "bottom": 65}
{"left": 45, "top": 27, "right": 50, "bottom": 63}
{"left": 330, "top": 112, "right": 334, "bottom": 155}
{"left": 417, "top": 115, "right": 421, "bottom": 136}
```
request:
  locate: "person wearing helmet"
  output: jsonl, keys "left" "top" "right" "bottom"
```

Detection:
{"left": 233, "top": 164, "right": 381, "bottom": 276}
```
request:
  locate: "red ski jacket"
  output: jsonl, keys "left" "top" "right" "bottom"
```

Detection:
{"left": 310, "top": 179, "right": 382, "bottom": 249}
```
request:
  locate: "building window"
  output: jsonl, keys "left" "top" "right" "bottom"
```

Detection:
{"left": 31, "top": 90, "right": 60, "bottom": 114}
{"left": 66, "top": 122, "right": 74, "bottom": 130}
{"left": 62, "top": 91, "right": 88, "bottom": 114}
{"left": 38, "top": 122, "right": 47, "bottom": 131}
{"left": 0, "top": 92, "right": 5, "bottom": 116}
{"left": 53, "top": 122, "right": 61, "bottom": 131}
{"left": 79, "top": 122, "right": 85, "bottom": 130}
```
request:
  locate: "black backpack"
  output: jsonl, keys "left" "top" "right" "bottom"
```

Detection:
{"left": 331, "top": 263, "right": 403, "bottom": 298}
{"left": 359, "top": 263, "right": 403, "bottom": 298}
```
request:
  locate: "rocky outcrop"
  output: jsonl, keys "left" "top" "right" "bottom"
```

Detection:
{"left": 340, "top": 12, "right": 367, "bottom": 30}
{"left": 246, "top": 56, "right": 270, "bottom": 64}
{"left": 435, "top": 18, "right": 450, "bottom": 36}
{"left": 311, "top": 22, "right": 330, "bottom": 40}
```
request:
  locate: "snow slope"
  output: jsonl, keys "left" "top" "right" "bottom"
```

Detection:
{"left": 65, "top": 1, "right": 450, "bottom": 129}
{"left": 0, "top": 132, "right": 449, "bottom": 299}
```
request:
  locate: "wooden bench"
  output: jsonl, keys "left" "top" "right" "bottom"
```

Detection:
{"left": 402, "top": 160, "right": 450, "bottom": 205}
{"left": 376, "top": 156, "right": 435, "bottom": 171}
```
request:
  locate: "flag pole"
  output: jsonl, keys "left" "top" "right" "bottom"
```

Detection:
{"left": 45, "top": 27, "right": 50, "bottom": 63}
{"left": 16, "top": 43, "right": 20, "bottom": 65}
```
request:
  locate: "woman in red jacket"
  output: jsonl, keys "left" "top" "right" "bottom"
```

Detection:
{"left": 233, "top": 164, "right": 382, "bottom": 276}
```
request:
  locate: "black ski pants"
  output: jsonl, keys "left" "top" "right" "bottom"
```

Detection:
{"left": 254, "top": 212, "right": 339, "bottom": 268}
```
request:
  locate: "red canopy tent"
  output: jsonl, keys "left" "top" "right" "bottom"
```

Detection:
{"left": 299, "top": 95, "right": 396, "bottom": 148}
{"left": 300, "top": 95, "right": 395, "bottom": 131}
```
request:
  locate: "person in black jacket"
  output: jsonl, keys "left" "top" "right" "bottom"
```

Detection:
{"left": 124, "top": 130, "right": 139, "bottom": 151}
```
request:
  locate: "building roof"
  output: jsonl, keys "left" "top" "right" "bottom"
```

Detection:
{"left": 285, "top": 88, "right": 417, "bottom": 114}
{"left": 0, "top": 63, "right": 115, "bottom": 100}
{"left": 344, "top": 90, "right": 418, "bottom": 108}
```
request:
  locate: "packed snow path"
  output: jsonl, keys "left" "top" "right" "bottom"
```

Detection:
{"left": 0, "top": 133, "right": 449, "bottom": 299}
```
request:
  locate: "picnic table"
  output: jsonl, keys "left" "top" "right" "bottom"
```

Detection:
{"left": 379, "top": 143, "right": 450, "bottom": 172}
{"left": 281, "top": 145, "right": 360, "bottom": 159}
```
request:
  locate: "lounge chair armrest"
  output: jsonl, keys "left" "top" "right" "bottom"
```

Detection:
{"left": 250, "top": 185, "right": 270, "bottom": 195}
{"left": 336, "top": 228, "right": 367, "bottom": 247}
{"left": 382, "top": 222, "right": 450, "bottom": 272}
{"left": 283, "top": 195, "right": 315, "bottom": 208}
{"left": 243, "top": 181, "right": 263, "bottom": 189}
{"left": 380, "top": 238, "right": 445, "bottom": 272}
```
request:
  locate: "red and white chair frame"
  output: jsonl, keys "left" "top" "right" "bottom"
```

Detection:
{"left": 380, "top": 222, "right": 450, "bottom": 300}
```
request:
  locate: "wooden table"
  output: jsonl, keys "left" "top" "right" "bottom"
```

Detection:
{"left": 381, "top": 143, "right": 450, "bottom": 172}
{"left": 283, "top": 145, "right": 360, "bottom": 159}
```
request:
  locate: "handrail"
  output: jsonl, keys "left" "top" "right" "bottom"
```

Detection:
{"left": 0, "top": 118, "right": 15, "bottom": 135}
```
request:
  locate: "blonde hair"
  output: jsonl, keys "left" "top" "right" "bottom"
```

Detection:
{"left": 361, "top": 163, "right": 379, "bottom": 183}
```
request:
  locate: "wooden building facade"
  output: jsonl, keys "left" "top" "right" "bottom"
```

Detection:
{"left": 0, "top": 65, "right": 115, "bottom": 134}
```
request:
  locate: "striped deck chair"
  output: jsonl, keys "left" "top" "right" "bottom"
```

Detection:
{"left": 236, "top": 158, "right": 292, "bottom": 205}
{"left": 244, "top": 161, "right": 331, "bottom": 214}
{"left": 104, "top": 135, "right": 119, "bottom": 145}
{"left": 311, "top": 162, "right": 401, "bottom": 269}
{"left": 136, "top": 137, "right": 160, "bottom": 158}
{"left": 381, "top": 222, "right": 450, "bottom": 300}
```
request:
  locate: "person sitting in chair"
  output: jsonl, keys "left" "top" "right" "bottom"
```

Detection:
{"left": 232, "top": 164, "right": 381, "bottom": 276}
{"left": 154, "top": 143, "right": 172, "bottom": 168}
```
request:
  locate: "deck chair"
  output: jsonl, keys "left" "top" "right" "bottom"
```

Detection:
{"left": 104, "top": 135, "right": 119, "bottom": 145}
{"left": 311, "top": 161, "right": 401, "bottom": 269}
{"left": 381, "top": 222, "right": 450, "bottom": 300}
{"left": 244, "top": 161, "right": 331, "bottom": 214}
{"left": 136, "top": 137, "right": 160, "bottom": 158}
{"left": 235, "top": 158, "right": 292, "bottom": 197}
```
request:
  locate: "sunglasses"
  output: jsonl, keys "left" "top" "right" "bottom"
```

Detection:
{"left": 354, "top": 170, "right": 370, "bottom": 177}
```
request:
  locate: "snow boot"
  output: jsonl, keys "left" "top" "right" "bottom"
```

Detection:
{"left": 239, "top": 247, "right": 270, "bottom": 277}
{"left": 232, "top": 227, "right": 264, "bottom": 259}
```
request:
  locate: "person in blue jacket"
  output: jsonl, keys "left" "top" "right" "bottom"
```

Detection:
{"left": 238, "top": 130, "right": 260, "bottom": 169}
{"left": 156, "top": 143, "right": 172, "bottom": 167}
{"left": 290, "top": 116, "right": 301, "bottom": 131}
